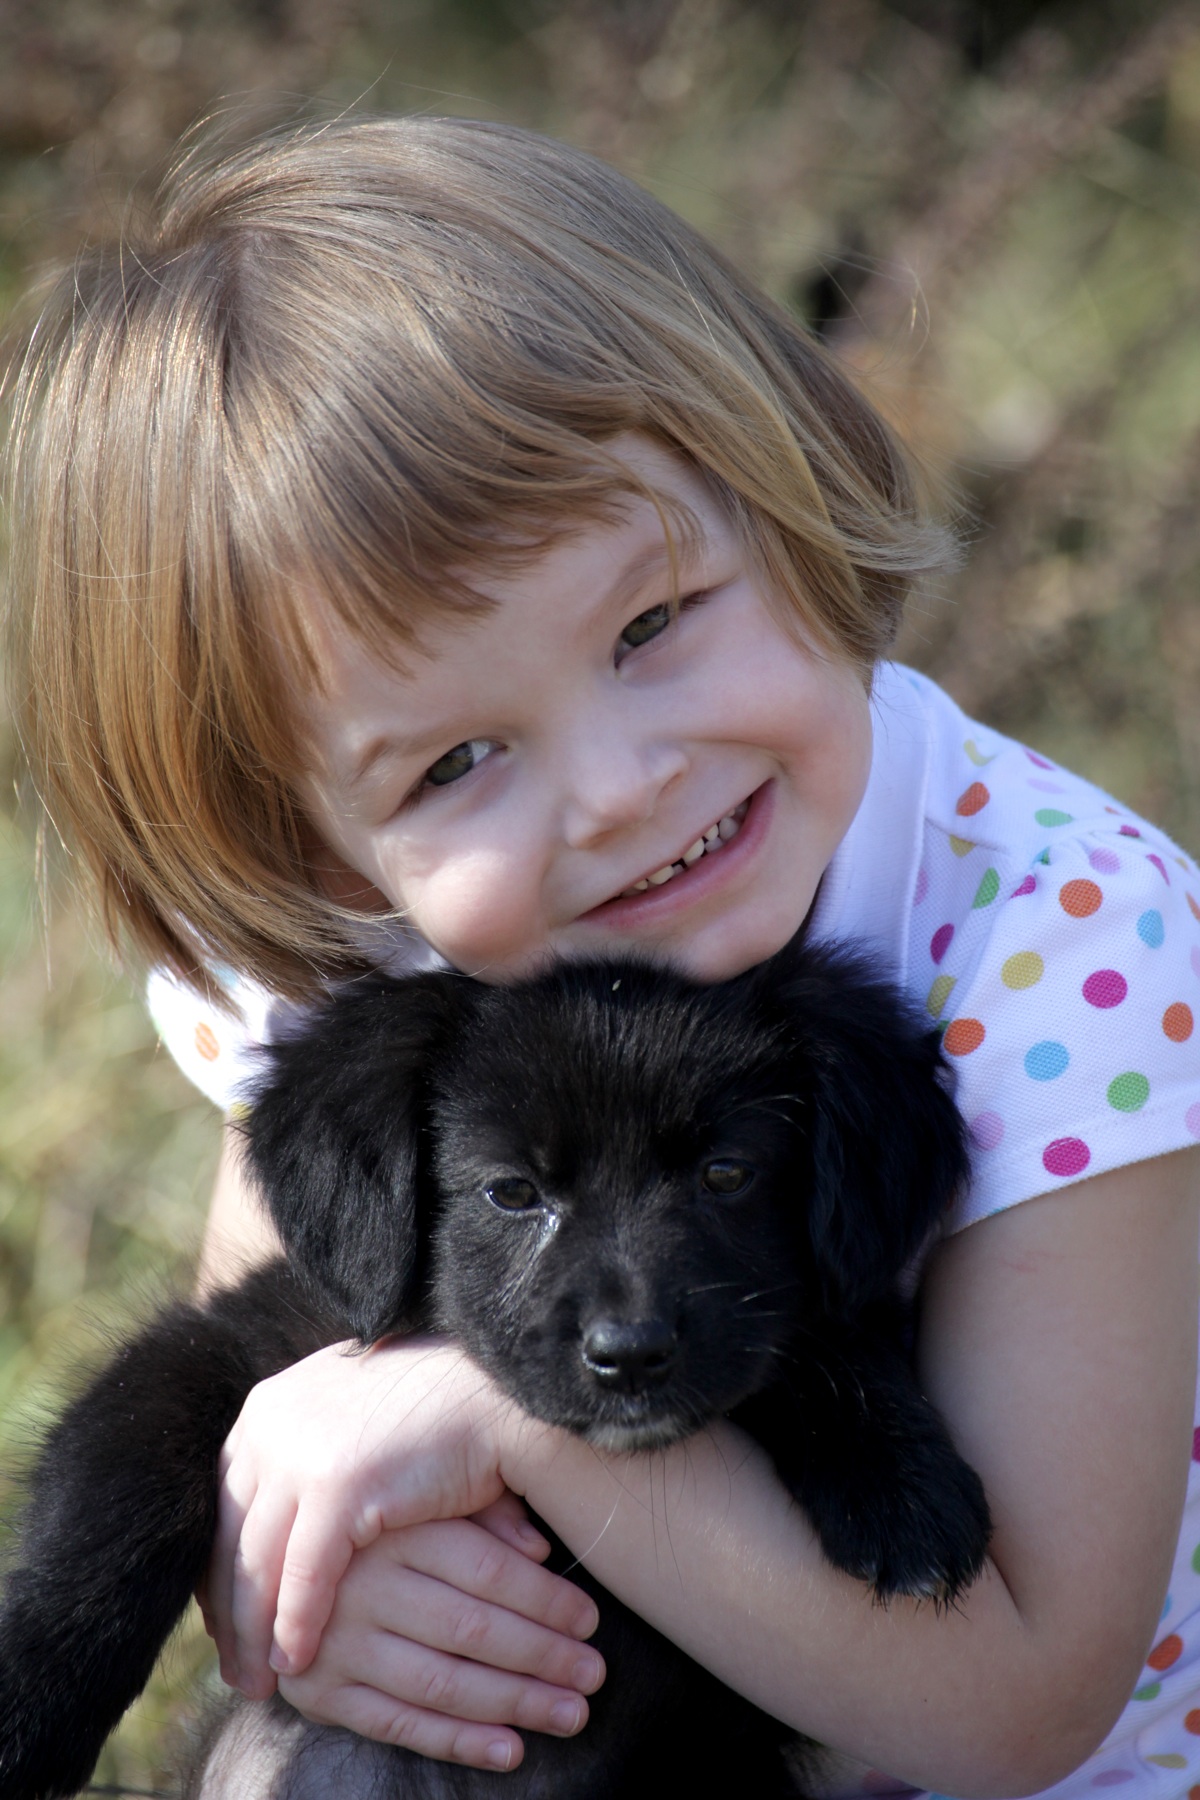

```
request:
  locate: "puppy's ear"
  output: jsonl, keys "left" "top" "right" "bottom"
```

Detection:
{"left": 768, "top": 942, "right": 971, "bottom": 1318}
{"left": 240, "top": 973, "right": 474, "bottom": 1342}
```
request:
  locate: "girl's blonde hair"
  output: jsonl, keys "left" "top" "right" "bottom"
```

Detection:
{"left": 6, "top": 114, "right": 951, "bottom": 1001}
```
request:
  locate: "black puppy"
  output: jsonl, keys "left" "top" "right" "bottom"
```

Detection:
{"left": 0, "top": 937, "right": 989, "bottom": 1800}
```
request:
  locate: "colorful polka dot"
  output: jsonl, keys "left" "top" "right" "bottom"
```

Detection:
{"left": 1043, "top": 1137, "right": 1091, "bottom": 1178}
{"left": 949, "top": 835, "right": 975, "bottom": 857}
{"left": 930, "top": 924, "right": 954, "bottom": 964}
{"left": 1188, "top": 893, "right": 1200, "bottom": 924}
{"left": 972, "top": 868, "right": 1000, "bottom": 908}
{"left": 1132, "top": 1680, "right": 1161, "bottom": 1700}
{"left": 1192, "top": 947, "right": 1200, "bottom": 981}
{"left": 1148, "top": 1633, "right": 1183, "bottom": 1672}
{"left": 956, "top": 782, "right": 990, "bottom": 817}
{"left": 926, "top": 975, "right": 956, "bottom": 1018}
{"left": 963, "top": 739, "right": 995, "bottom": 768}
{"left": 913, "top": 867, "right": 929, "bottom": 905}
{"left": 1083, "top": 969, "right": 1128, "bottom": 1008}
{"left": 1011, "top": 874, "right": 1037, "bottom": 897}
{"left": 1026, "top": 1041, "right": 1069, "bottom": 1081}
{"left": 1029, "top": 778, "right": 1066, "bottom": 794}
{"left": 1186, "top": 1103, "right": 1200, "bottom": 1140}
{"left": 1089, "top": 848, "right": 1121, "bottom": 874}
{"left": 1091, "top": 1772, "right": 1134, "bottom": 1787}
{"left": 1164, "top": 1003, "right": 1194, "bottom": 1042}
{"left": 1147, "top": 853, "right": 1171, "bottom": 884}
{"left": 1138, "top": 909, "right": 1165, "bottom": 948}
{"left": 970, "top": 1112, "right": 1005, "bottom": 1150}
{"left": 1186, "top": 1708, "right": 1200, "bottom": 1736}
{"left": 1193, "top": 1432, "right": 1200, "bottom": 1467}
{"left": 1107, "top": 1072, "right": 1150, "bottom": 1112}
{"left": 194, "top": 1022, "right": 220, "bottom": 1062}
{"left": 1148, "top": 1755, "right": 1187, "bottom": 1770}
{"left": 1119, "top": 824, "right": 1142, "bottom": 838}
{"left": 1026, "top": 750, "right": 1054, "bottom": 769}
{"left": 1060, "top": 878, "right": 1102, "bottom": 918}
{"left": 1003, "top": 952, "right": 1044, "bottom": 990}
{"left": 944, "top": 1017, "right": 985, "bottom": 1056}
{"left": 1035, "top": 808, "right": 1073, "bottom": 827}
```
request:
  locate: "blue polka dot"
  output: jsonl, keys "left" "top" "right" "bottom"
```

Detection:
{"left": 1025, "top": 1040, "right": 1070, "bottom": 1081}
{"left": 1161, "top": 1592, "right": 1173, "bottom": 1622}
{"left": 1137, "top": 909, "right": 1165, "bottom": 948}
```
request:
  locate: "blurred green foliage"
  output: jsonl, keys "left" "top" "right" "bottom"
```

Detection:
{"left": 0, "top": 0, "right": 1197, "bottom": 1787}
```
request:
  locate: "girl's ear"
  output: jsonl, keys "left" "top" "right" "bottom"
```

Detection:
{"left": 240, "top": 973, "right": 474, "bottom": 1342}
{"left": 768, "top": 941, "right": 971, "bottom": 1318}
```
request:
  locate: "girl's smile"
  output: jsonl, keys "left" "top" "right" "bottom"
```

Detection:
{"left": 300, "top": 438, "right": 873, "bottom": 984}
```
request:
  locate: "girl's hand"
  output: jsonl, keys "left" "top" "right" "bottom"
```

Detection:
{"left": 273, "top": 1512, "right": 605, "bottom": 1771}
{"left": 203, "top": 1336, "right": 576, "bottom": 1694}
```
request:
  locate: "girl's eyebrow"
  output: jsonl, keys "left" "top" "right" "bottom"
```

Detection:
{"left": 341, "top": 517, "right": 714, "bottom": 800}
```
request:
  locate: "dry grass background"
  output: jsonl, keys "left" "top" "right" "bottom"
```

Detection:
{"left": 0, "top": 0, "right": 1197, "bottom": 1788}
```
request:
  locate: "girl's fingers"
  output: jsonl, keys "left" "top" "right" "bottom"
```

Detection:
{"left": 395, "top": 1520, "right": 600, "bottom": 1646}
{"left": 282, "top": 1679, "right": 529, "bottom": 1772}
{"left": 227, "top": 1487, "right": 304, "bottom": 1692}
{"left": 469, "top": 1490, "right": 551, "bottom": 1562}
{"left": 268, "top": 1494, "right": 363, "bottom": 1677}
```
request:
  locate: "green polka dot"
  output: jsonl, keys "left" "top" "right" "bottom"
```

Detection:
{"left": 972, "top": 868, "right": 1000, "bottom": 908}
{"left": 1133, "top": 1682, "right": 1162, "bottom": 1702}
{"left": 1002, "top": 952, "right": 1044, "bottom": 990}
{"left": 1035, "top": 809, "right": 1073, "bottom": 827}
{"left": 927, "top": 975, "right": 956, "bottom": 1019}
{"left": 1107, "top": 1072, "right": 1150, "bottom": 1112}
{"left": 1192, "top": 1541, "right": 1200, "bottom": 1575}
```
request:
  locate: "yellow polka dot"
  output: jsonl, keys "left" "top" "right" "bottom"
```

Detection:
{"left": 228, "top": 1100, "right": 252, "bottom": 1123}
{"left": 1002, "top": 952, "right": 1044, "bottom": 990}
{"left": 927, "top": 975, "right": 956, "bottom": 1018}
{"left": 949, "top": 836, "right": 976, "bottom": 857}
{"left": 1148, "top": 1756, "right": 1188, "bottom": 1770}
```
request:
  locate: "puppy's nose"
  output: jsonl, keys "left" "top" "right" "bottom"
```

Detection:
{"left": 581, "top": 1318, "right": 678, "bottom": 1391}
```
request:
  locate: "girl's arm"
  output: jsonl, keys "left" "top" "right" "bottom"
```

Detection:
{"left": 499, "top": 1148, "right": 1200, "bottom": 1797}
{"left": 195, "top": 1123, "right": 283, "bottom": 1294}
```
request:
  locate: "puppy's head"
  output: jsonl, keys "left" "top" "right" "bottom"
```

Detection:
{"left": 244, "top": 941, "right": 968, "bottom": 1448}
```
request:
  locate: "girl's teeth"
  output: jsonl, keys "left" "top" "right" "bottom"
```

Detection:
{"left": 620, "top": 801, "right": 749, "bottom": 898}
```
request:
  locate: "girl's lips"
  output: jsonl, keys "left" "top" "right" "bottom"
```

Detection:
{"left": 579, "top": 781, "right": 774, "bottom": 930}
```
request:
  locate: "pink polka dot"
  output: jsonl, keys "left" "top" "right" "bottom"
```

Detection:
{"left": 1026, "top": 750, "right": 1054, "bottom": 769}
{"left": 1192, "top": 1425, "right": 1200, "bottom": 1463}
{"left": 913, "top": 867, "right": 929, "bottom": 906}
{"left": 1083, "top": 970, "right": 1127, "bottom": 1008}
{"left": 1147, "top": 853, "right": 1170, "bottom": 884}
{"left": 1029, "top": 778, "right": 1066, "bottom": 793}
{"left": 1091, "top": 1772, "right": 1134, "bottom": 1788}
{"left": 1089, "top": 849, "right": 1121, "bottom": 875}
{"left": 1011, "top": 874, "right": 1037, "bottom": 897}
{"left": 930, "top": 923, "right": 954, "bottom": 964}
{"left": 1192, "top": 946, "right": 1200, "bottom": 981}
{"left": 1044, "top": 1138, "right": 1091, "bottom": 1178}
{"left": 1119, "top": 824, "right": 1142, "bottom": 838}
{"left": 1186, "top": 1103, "right": 1200, "bottom": 1140}
{"left": 970, "top": 1112, "right": 1005, "bottom": 1150}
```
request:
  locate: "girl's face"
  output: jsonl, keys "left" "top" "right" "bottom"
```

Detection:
{"left": 300, "top": 438, "right": 872, "bottom": 984}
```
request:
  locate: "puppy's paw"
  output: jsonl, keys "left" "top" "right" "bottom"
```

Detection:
{"left": 810, "top": 1442, "right": 991, "bottom": 1605}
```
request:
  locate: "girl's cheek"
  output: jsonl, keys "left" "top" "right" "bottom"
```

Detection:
{"left": 389, "top": 846, "right": 549, "bottom": 974}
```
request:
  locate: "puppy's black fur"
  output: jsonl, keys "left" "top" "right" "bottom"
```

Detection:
{"left": 0, "top": 937, "right": 990, "bottom": 1800}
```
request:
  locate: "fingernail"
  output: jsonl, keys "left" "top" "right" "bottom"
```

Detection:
{"left": 550, "top": 1699, "right": 583, "bottom": 1735}
{"left": 575, "top": 1602, "right": 600, "bottom": 1638}
{"left": 517, "top": 1522, "right": 547, "bottom": 1547}
{"left": 486, "top": 1740, "right": 513, "bottom": 1769}
{"left": 268, "top": 1645, "right": 291, "bottom": 1675}
{"left": 572, "top": 1652, "right": 603, "bottom": 1691}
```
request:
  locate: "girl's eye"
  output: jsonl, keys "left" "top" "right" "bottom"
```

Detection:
{"left": 423, "top": 739, "right": 493, "bottom": 788}
{"left": 619, "top": 602, "right": 672, "bottom": 652}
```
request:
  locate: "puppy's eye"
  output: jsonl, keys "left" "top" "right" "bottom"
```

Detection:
{"left": 700, "top": 1159, "right": 755, "bottom": 1196}
{"left": 485, "top": 1178, "right": 541, "bottom": 1212}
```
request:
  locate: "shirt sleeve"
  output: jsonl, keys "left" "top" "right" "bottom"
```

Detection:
{"left": 145, "top": 966, "right": 282, "bottom": 1117}
{"left": 936, "top": 829, "right": 1200, "bottom": 1230}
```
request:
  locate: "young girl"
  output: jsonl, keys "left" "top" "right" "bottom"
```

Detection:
{"left": 8, "top": 114, "right": 1200, "bottom": 1799}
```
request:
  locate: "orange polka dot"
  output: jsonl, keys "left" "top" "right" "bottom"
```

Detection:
{"left": 943, "top": 1018, "right": 986, "bottom": 1056}
{"left": 956, "top": 782, "right": 990, "bottom": 817}
{"left": 1188, "top": 892, "right": 1200, "bottom": 923}
{"left": 1185, "top": 1707, "right": 1200, "bottom": 1735}
{"left": 1164, "top": 1003, "right": 1195, "bottom": 1043}
{"left": 1188, "top": 1786, "right": 1200, "bottom": 1800}
{"left": 1148, "top": 1632, "right": 1183, "bottom": 1671}
{"left": 194, "top": 1022, "right": 221, "bottom": 1062}
{"left": 1059, "top": 878, "right": 1102, "bottom": 919}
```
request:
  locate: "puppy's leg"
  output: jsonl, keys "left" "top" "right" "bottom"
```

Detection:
{"left": 0, "top": 1264, "right": 337, "bottom": 1800}
{"left": 734, "top": 1304, "right": 991, "bottom": 1602}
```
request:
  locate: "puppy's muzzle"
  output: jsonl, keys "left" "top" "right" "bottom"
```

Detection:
{"left": 581, "top": 1317, "right": 679, "bottom": 1392}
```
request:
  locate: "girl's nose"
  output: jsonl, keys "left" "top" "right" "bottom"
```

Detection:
{"left": 560, "top": 725, "right": 688, "bottom": 850}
